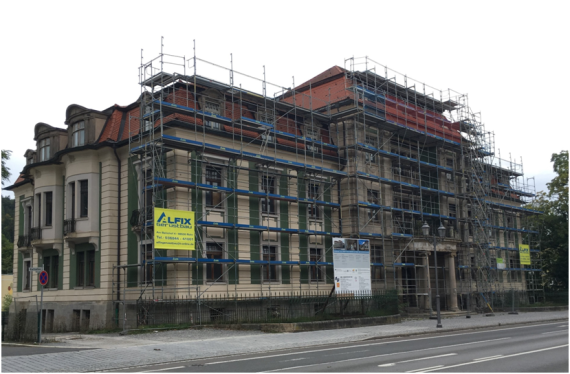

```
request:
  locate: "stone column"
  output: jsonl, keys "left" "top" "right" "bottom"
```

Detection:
{"left": 446, "top": 252, "right": 459, "bottom": 311}
{"left": 418, "top": 253, "right": 431, "bottom": 310}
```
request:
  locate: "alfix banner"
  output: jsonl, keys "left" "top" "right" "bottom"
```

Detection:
{"left": 519, "top": 244, "right": 531, "bottom": 265}
{"left": 154, "top": 208, "right": 195, "bottom": 250}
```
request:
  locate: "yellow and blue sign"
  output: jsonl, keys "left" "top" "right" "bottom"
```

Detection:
{"left": 519, "top": 244, "right": 531, "bottom": 265}
{"left": 154, "top": 208, "right": 195, "bottom": 250}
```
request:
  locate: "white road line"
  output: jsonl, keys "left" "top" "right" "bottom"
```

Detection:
{"left": 260, "top": 338, "right": 509, "bottom": 372}
{"left": 420, "top": 344, "right": 569, "bottom": 372}
{"left": 141, "top": 366, "right": 185, "bottom": 372}
{"left": 279, "top": 358, "right": 307, "bottom": 362}
{"left": 473, "top": 355, "right": 503, "bottom": 361}
{"left": 406, "top": 365, "right": 444, "bottom": 373}
{"left": 215, "top": 320, "right": 565, "bottom": 366}
{"left": 541, "top": 329, "right": 569, "bottom": 335}
{"left": 378, "top": 353, "right": 456, "bottom": 367}
{"left": 209, "top": 326, "right": 526, "bottom": 366}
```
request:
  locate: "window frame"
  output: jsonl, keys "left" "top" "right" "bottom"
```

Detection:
{"left": 205, "top": 242, "right": 226, "bottom": 283}
{"left": 72, "top": 121, "right": 85, "bottom": 147}
{"left": 309, "top": 247, "right": 325, "bottom": 282}
{"left": 204, "top": 166, "right": 225, "bottom": 210}
{"left": 262, "top": 245, "right": 279, "bottom": 282}
{"left": 261, "top": 175, "right": 277, "bottom": 216}
{"left": 43, "top": 254, "right": 59, "bottom": 290}
{"left": 307, "top": 181, "right": 322, "bottom": 221}
{"left": 75, "top": 247, "right": 96, "bottom": 289}
{"left": 45, "top": 191, "right": 53, "bottom": 227}
{"left": 39, "top": 138, "right": 50, "bottom": 161}
{"left": 79, "top": 180, "right": 88, "bottom": 218}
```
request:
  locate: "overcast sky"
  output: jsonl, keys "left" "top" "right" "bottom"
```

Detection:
{"left": 1, "top": 1, "right": 568, "bottom": 199}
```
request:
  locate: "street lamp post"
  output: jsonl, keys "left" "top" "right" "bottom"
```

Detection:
{"left": 422, "top": 221, "right": 445, "bottom": 328}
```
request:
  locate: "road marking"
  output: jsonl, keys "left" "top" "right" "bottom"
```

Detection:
{"left": 141, "top": 366, "right": 184, "bottom": 372}
{"left": 379, "top": 353, "right": 456, "bottom": 367}
{"left": 260, "top": 338, "right": 509, "bottom": 372}
{"left": 420, "top": 344, "right": 569, "bottom": 372}
{"left": 407, "top": 365, "right": 444, "bottom": 373}
{"left": 324, "top": 349, "right": 370, "bottom": 357}
{"left": 541, "top": 329, "right": 568, "bottom": 335}
{"left": 473, "top": 355, "right": 503, "bottom": 361}
{"left": 279, "top": 358, "right": 306, "bottom": 362}
{"left": 211, "top": 321, "right": 565, "bottom": 366}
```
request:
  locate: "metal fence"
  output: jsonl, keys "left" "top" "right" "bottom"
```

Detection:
{"left": 136, "top": 290, "right": 399, "bottom": 327}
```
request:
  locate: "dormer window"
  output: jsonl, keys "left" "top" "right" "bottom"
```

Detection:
{"left": 39, "top": 138, "right": 50, "bottom": 161}
{"left": 72, "top": 121, "right": 85, "bottom": 147}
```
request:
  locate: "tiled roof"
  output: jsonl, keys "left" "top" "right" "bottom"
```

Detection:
{"left": 295, "top": 66, "right": 347, "bottom": 92}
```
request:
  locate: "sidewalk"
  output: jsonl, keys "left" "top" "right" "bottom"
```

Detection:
{"left": 2, "top": 311, "right": 568, "bottom": 372}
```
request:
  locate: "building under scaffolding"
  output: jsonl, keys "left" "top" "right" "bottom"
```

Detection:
{"left": 7, "top": 44, "right": 543, "bottom": 332}
{"left": 122, "top": 47, "right": 542, "bottom": 311}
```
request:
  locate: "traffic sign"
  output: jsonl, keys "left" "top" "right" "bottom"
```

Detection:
{"left": 29, "top": 267, "right": 44, "bottom": 272}
{"left": 39, "top": 271, "right": 48, "bottom": 286}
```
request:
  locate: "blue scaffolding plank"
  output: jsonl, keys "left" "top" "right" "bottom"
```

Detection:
{"left": 394, "top": 263, "right": 415, "bottom": 267}
{"left": 392, "top": 233, "right": 413, "bottom": 238}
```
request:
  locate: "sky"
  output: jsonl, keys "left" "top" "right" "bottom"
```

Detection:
{"left": 1, "top": 0, "right": 568, "bottom": 199}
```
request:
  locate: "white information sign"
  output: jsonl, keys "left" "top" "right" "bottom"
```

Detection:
{"left": 29, "top": 266, "right": 44, "bottom": 272}
{"left": 333, "top": 238, "right": 372, "bottom": 294}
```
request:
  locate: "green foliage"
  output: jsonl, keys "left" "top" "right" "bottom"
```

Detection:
{"left": 2, "top": 294, "right": 12, "bottom": 312}
{"left": 527, "top": 151, "right": 568, "bottom": 291}
{"left": 2, "top": 196, "right": 15, "bottom": 274}
{"left": 1, "top": 150, "right": 11, "bottom": 186}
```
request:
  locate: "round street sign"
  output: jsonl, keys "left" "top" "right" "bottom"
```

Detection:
{"left": 39, "top": 271, "right": 48, "bottom": 286}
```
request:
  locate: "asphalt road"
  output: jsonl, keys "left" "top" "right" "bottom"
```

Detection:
{"left": 115, "top": 321, "right": 569, "bottom": 373}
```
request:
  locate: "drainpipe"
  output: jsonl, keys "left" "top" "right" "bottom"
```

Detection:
{"left": 113, "top": 145, "right": 121, "bottom": 307}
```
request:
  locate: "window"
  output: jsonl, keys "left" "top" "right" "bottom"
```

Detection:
{"left": 205, "top": 166, "right": 224, "bottom": 209}
{"left": 204, "top": 101, "right": 221, "bottom": 130}
{"left": 367, "top": 189, "right": 380, "bottom": 222}
{"left": 24, "top": 259, "right": 31, "bottom": 291}
{"left": 309, "top": 248, "right": 324, "bottom": 282}
{"left": 446, "top": 158, "right": 454, "bottom": 167}
{"left": 80, "top": 180, "right": 88, "bottom": 217}
{"left": 448, "top": 204, "right": 457, "bottom": 219}
{"left": 44, "top": 255, "right": 59, "bottom": 289}
{"left": 261, "top": 176, "right": 276, "bottom": 215}
{"left": 76, "top": 248, "right": 95, "bottom": 288}
{"left": 70, "top": 182, "right": 76, "bottom": 219}
{"left": 206, "top": 242, "right": 224, "bottom": 282}
{"left": 304, "top": 126, "right": 320, "bottom": 140}
{"left": 45, "top": 192, "right": 53, "bottom": 226}
{"left": 307, "top": 182, "right": 321, "bottom": 220}
{"left": 263, "top": 245, "right": 277, "bottom": 282}
{"left": 72, "top": 121, "right": 85, "bottom": 147}
{"left": 36, "top": 193, "right": 42, "bottom": 228}
{"left": 257, "top": 109, "right": 275, "bottom": 125}
{"left": 77, "top": 252, "right": 85, "bottom": 287}
{"left": 371, "top": 245, "right": 384, "bottom": 281}
{"left": 365, "top": 135, "right": 378, "bottom": 163}
{"left": 39, "top": 138, "right": 50, "bottom": 161}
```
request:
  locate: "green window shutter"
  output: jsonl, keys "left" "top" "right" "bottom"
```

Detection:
{"left": 191, "top": 152, "right": 203, "bottom": 285}
{"left": 299, "top": 234, "right": 308, "bottom": 284}
{"left": 17, "top": 252, "right": 23, "bottom": 292}
{"left": 249, "top": 162, "right": 261, "bottom": 284}
{"left": 280, "top": 170, "right": 290, "bottom": 284}
{"left": 69, "top": 250, "right": 76, "bottom": 289}
{"left": 127, "top": 157, "right": 139, "bottom": 287}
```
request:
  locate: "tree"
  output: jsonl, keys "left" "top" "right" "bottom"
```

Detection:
{"left": 1, "top": 149, "right": 11, "bottom": 186}
{"left": 528, "top": 151, "right": 568, "bottom": 291}
{"left": 2, "top": 196, "right": 15, "bottom": 274}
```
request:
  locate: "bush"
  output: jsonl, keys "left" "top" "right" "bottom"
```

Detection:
{"left": 2, "top": 294, "right": 12, "bottom": 312}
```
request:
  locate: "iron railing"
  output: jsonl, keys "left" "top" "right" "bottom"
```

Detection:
{"left": 63, "top": 219, "right": 76, "bottom": 236}
{"left": 17, "top": 235, "right": 31, "bottom": 248}
{"left": 136, "top": 290, "right": 399, "bottom": 327}
{"left": 30, "top": 227, "right": 41, "bottom": 241}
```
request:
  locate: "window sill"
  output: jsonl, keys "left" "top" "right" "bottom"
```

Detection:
{"left": 205, "top": 281, "right": 227, "bottom": 285}
{"left": 73, "top": 286, "right": 95, "bottom": 290}
{"left": 76, "top": 217, "right": 89, "bottom": 221}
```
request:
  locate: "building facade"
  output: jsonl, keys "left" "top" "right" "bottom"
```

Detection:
{"left": 6, "top": 54, "right": 542, "bottom": 332}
